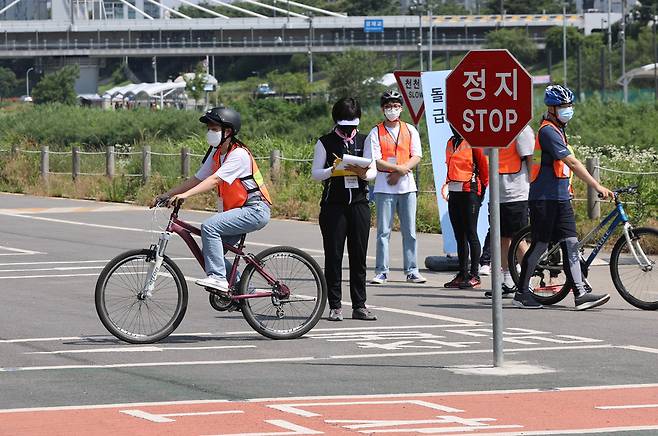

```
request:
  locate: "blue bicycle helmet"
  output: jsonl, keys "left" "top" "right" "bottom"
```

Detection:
{"left": 544, "top": 84, "right": 574, "bottom": 106}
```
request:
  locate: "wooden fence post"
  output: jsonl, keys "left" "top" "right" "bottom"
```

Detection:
{"left": 40, "top": 145, "right": 49, "bottom": 182}
{"left": 10, "top": 144, "right": 18, "bottom": 157}
{"left": 181, "top": 147, "right": 190, "bottom": 179}
{"left": 270, "top": 149, "right": 281, "bottom": 181}
{"left": 142, "top": 145, "right": 151, "bottom": 183}
{"left": 72, "top": 146, "right": 80, "bottom": 180}
{"left": 586, "top": 157, "right": 601, "bottom": 219}
{"left": 106, "top": 146, "right": 115, "bottom": 179}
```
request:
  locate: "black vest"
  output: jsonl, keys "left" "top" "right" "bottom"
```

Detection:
{"left": 319, "top": 131, "right": 369, "bottom": 205}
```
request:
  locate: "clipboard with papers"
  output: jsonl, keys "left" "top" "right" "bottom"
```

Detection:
{"left": 334, "top": 154, "right": 372, "bottom": 170}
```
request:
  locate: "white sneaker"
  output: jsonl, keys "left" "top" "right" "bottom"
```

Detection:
{"left": 195, "top": 275, "right": 229, "bottom": 292}
{"left": 478, "top": 264, "right": 491, "bottom": 276}
{"left": 328, "top": 308, "right": 343, "bottom": 321}
{"left": 369, "top": 273, "right": 387, "bottom": 284}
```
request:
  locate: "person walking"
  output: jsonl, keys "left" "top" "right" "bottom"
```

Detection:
{"left": 514, "top": 85, "right": 612, "bottom": 310}
{"left": 483, "top": 124, "right": 534, "bottom": 298}
{"left": 367, "top": 90, "right": 426, "bottom": 285}
{"left": 311, "top": 97, "right": 378, "bottom": 321}
{"left": 441, "top": 126, "right": 489, "bottom": 289}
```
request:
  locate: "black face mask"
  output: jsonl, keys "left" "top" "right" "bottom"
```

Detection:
{"left": 335, "top": 125, "right": 356, "bottom": 137}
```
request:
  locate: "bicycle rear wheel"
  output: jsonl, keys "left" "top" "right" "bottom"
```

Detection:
{"left": 610, "top": 227, "right": 658, "bottom": 310}
{"left": 95, "top": 249, "right": 188, "bottom": 344}
{"left": 239, "top": 246, "right": 327, "bottom": 340}
{"left": 508, "top": 226, "right": 571, "bottom": 305}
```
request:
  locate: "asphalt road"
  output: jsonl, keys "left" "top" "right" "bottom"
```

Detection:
{"left": 0, "top": 193, "right": 656, "bottom": 435}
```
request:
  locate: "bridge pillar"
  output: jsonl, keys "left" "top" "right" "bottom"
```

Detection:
{"left": 44, "top": 57, "right": 99, "bottom": 95}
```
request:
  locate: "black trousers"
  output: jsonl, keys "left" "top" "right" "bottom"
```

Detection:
{"left": 319, "top": 201, "right": 370, "bottom": 310}
{"left": 448, "top": 191, "right": 482, "bottom": 277}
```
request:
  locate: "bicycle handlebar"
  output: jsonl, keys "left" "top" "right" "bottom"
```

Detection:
{"left": 598, "top": 185, "right": 639, "bottom": 200}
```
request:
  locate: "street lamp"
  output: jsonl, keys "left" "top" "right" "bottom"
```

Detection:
{"left": 307, "top": 14, "right": 314, "bottom": 83}
{"left": 410, "top": 0, "right": 424, "bottom": 71}
{"left": 26, "top": 67, "right": 34, "bottom": 98}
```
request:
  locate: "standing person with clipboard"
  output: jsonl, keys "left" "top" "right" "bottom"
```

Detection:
{"left": 311, "top": 97, "right": 378, "bottom": 322}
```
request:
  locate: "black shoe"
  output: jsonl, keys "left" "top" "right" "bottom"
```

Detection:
{"left": 352, "top": 307, "right": 377, "bottom": 321}
{"left": 574, "top": 292, "right": 610, "bottom": 311}
{"left": 485, "top": 284, "right": 517, "bottom": 299}
{"left": 459, "top": 275, "right": 481, "bottom": 289}
{"left": 512, "top": 292, "right": 543, "bottom": 309}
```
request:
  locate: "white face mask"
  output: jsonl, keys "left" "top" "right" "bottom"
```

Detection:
{"left": 384, "top": 108, "right": 402, "bottom": 122}
{"left": 557, "top": 107, "right": 574, "bottom": 123}
{"left": 206, "top": 129, "right": 223, "bottom": 148}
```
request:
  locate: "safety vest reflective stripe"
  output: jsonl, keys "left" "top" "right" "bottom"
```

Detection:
{"left": 529, "top": 120, "right": 572, "bottom": 183}
{"left": 498, "top": 140, "right": 522, "bottom": 175}
{"left": 377, "top": 121, "right": 411, "bottom": 172}
{"left": 446, "top": 137, "right": 475, "bottom": 182}
{"left": 212, "top": 143, "right": 273, "bottom": 211}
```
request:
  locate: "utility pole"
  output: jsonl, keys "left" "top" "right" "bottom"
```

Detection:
{"left": 563, "top": 1, "right": 567, "bottom": 86}
{"left": 152, "top": 56, "right": 157, "bottom": 82}
{"left": 418, "top": 4, "right": 423, "bottom": 71}
{"left": 428, "top": 5, "right": 433, "bottom": 71}
{"left": 308, "top": 16, "right": 314, "bottom": 83}
{"left": 622, "top": 0, "right": 627, "bottom": 103}
{"left": 651, "top": 5, "right": 658, "bottom": 101}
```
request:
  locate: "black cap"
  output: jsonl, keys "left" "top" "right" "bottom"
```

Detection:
{"left": 199, "top": 107, "right": 241, "bottom": 134}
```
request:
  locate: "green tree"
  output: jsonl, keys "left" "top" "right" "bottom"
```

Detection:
{"left": 31, "top": 65, "right": 79, "bottom": 105}
{"left": 485, "top": 0, "right": 574, "bottom": 14}
{"left": 485, "top": 28, "right": 538, "bottom": 65}
{"left": 428, "top": 0, "right": 470, "bottom": 15}
{"left": 326, "top": 50, "right": 388, "bottom": 103}
{"left": 342, "top": 0, "right": 398, "bottom": 16}
{"left": 184, "top": 63, "right": 207, "bottom": 107}
{"left": 545, "top": 26, "right": 584, "bottom": 54}
{"left": 0, "top": 67, "right": 17, "bottom": 101}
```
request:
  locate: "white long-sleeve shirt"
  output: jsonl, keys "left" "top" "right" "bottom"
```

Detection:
{"left": 311, "top": 139, "right": 377, "bottom": 182}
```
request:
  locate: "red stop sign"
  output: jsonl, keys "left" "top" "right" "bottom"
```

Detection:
{"left": 446, "top": 50, "right": 532, "bottom": 148}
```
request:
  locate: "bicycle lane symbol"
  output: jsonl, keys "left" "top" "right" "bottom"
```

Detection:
{"left": 268, "top": 399, "right": 523, "bottom": 434}
{"left": 309, "top": 327, "right": 605, "bottom": 351}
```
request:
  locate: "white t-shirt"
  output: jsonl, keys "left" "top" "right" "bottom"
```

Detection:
{"left": 499, "top": 125, "right": 535, "bottom": 203}
{"left": 196, "top": 146, "right": 253, "bottom": 185}
{"left": 365, "top": 122, "right": 422, "bottom": 195}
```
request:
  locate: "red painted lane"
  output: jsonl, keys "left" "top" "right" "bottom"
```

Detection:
{"left": 1, "top": 385, "right": 657, "bottom": 435}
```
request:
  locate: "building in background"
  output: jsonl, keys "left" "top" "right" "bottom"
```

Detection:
{"left": 0, "top": 0, "right": 49, "bottom": 19}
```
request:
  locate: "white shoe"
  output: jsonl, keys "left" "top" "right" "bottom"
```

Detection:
{"left": 478, "top": 264, "right": 491, "bottom": 276}
{"left": 195, "top": 276, "right": 229, "bottom": 292}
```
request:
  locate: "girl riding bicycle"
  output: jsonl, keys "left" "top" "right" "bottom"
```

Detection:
{"left": 154, "top": 107, "right": 272, "bottom": 293}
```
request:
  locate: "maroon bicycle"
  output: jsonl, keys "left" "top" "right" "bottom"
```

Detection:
{"left": 95, "top": 202, "right": 327, "bottom": 343}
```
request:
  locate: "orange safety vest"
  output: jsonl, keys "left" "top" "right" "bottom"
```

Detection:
{"left": 377, "top": 121, "right": 411, "bottom": 172}
{"left": 212, "top": 143, "right": 273, "bottom": 211}
{"left": 529, "top": 120, "right": 573, "bottom": 183}
{"left": 498, "top": 140, "right": 523, "bottom": 175}
{"left": 446, "top": 137, "right": 477, "bottom": 182}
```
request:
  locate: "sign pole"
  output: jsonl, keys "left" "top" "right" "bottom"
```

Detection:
{"left": 489, "top": 147, "right": 503, "bottom": 367}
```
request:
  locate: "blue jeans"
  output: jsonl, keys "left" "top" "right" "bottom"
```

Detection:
{"left": 374, "top": 192, "right": 419, "bottom": 275}
{"left": 201, "top": 201, "right": 270, "bottom": 279}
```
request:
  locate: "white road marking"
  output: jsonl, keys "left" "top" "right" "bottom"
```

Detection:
{"left": 269, "top": 400, "right": 463, "bottom": 417}
{"left": 25, "top": 345, "right": 256, "bottom": 355}
{"left": 0, "top": 257, "right": 197, "bottom": 267}
{"left": 203, "top": 419, "right": 324, "bottom": 436}
{"left": 595, "top": 404, "right": 658, "bottom": 410}
{"left": 618, "top": 345, "right": 658, "bottom": 354}
{"left": 0, "top": 344, "right": 614, "bottom": 373}
{"left": 0, "top": 245, "right": 43, "bottom": 256}
{"left": 0, "top": 206, "right": 147, "bottom": 214}
{"left": 120, "top": 408, "right": 244, "bottom": 423}
{"left": 2, "top": 383, "right": 658, "bottom": 413}
{"left": 367, "top": 306, "right": 484, "bottom": 325}
{"left": 0, "top": 266, "right": 104, "bottom": 273}
{"left": 0, "top": 332, "right": 214, "bottom": 344}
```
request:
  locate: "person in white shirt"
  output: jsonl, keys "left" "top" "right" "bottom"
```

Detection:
{"left": 153, "top": 107, "right": 271, "bottom": 293}
{"left": 366, "top": 90, "right": 426, "bottom": 285}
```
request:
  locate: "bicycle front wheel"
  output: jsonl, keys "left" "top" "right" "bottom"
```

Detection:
{"left": 610, "top": 227, "right": 658, "bottom": 310}
{"left": 508, "top": 226, "right": 570, "bottom": 305}
{"left": 95, "top": 249, "right": 188, "bottom": 344}
{"left": 239, "top": 246, "right": 327, "bottom": 340}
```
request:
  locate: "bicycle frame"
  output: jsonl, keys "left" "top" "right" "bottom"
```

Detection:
{"left": 141, "top": 205, "right": 288, "bottom": 301}
{"left": 541, "top": 193, "right": 650, "bottom": 270}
